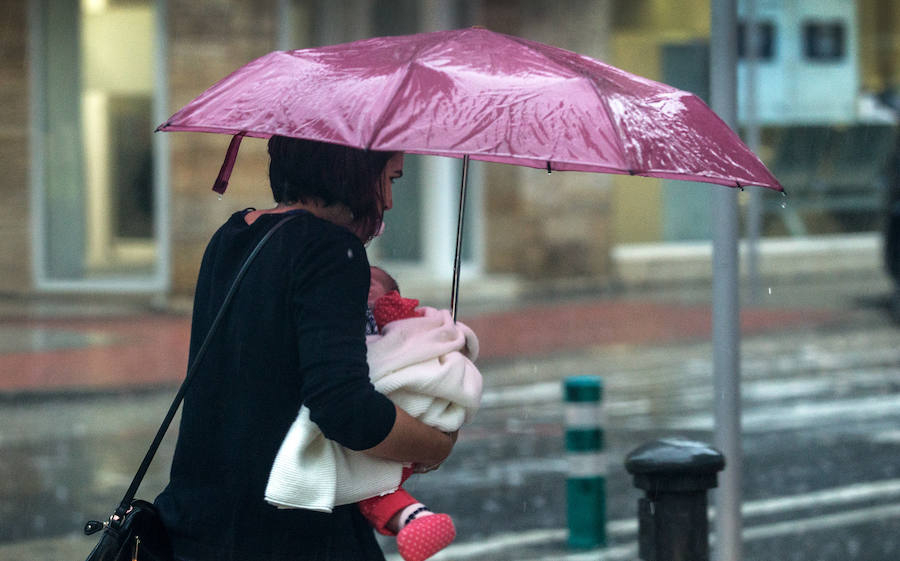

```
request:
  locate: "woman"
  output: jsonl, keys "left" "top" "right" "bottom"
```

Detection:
{"left": 155, "top": 136, "right": 455, "bottom": 561}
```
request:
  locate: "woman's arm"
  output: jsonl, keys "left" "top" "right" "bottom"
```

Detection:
{"left": 294, "top": 228, "right": 454, "bottom": 462}
{"left": 362, "top": 404, "right": 456, "bottom": 466}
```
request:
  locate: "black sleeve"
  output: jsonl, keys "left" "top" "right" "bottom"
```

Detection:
{"left": 291, "top": 231, "right": 396, "bottom": 451}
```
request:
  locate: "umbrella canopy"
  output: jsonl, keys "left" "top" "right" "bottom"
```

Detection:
{"left": 158, "top": 27, "right": 781, "bottom": 193}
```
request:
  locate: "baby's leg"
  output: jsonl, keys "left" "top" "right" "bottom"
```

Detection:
{"left": 358, "top": 466, "right": 418, "bottom": 535}
{"left": 358, "top": 487, "right": 419, "bottom": 536}
{"left": 357, "top": 468, "right": 456, "bottom": 561}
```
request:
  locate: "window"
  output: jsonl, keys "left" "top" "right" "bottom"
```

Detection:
{"left": 737, "top": 20, "right": 776, "bottom": 60}
{"left": 35, "top": 0, "right": 163, "bottom": 286}
{"left": 803, "top": 21, "right": 845, "bottom": 61}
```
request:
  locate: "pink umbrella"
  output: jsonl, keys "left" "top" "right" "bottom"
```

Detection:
{"left": 159, "top": 27, "right": 780, "bottom": 191}
{"left": 157, "top": 27, "right": 782, "bottom": 314}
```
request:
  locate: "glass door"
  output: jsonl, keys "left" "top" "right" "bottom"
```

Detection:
{"left": 33, "top": 0, "right": 167, "bottom": 289}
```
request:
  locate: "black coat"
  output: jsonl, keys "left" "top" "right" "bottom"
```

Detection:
{"left": 155, "top": 210, "right": 395, "bottom": 561}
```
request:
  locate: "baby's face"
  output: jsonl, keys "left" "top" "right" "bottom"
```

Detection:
{"left": 368, "top": 269, "right": 392, "bottom": 306}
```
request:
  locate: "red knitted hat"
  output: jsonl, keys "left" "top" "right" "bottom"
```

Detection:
{"left": 373, "top": 291, "right": 424, "bottom": 331}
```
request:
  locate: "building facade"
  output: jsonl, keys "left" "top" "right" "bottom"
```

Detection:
{"left": 3, "top": 0, "right": 899, "bottom": 299}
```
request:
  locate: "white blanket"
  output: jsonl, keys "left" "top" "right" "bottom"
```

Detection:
{"left": 264, "top": 306, "right": 482, "bottom": 512}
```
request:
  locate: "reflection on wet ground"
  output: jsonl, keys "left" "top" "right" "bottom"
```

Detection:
{"left": 0, "top": 393, "right": 176, "bottom": 545}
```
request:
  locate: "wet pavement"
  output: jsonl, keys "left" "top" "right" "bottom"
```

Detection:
{"left": 0, "top": 288, "right": 835, "bottom": 396}
{"left": 1, "top": 271, "right": 898, "bottom": 560}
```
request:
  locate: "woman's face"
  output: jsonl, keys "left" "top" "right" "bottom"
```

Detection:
{"left": 378, "top": 153, "right": 404, "bottom": 215}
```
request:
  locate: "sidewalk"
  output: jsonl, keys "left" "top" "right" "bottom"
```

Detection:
{"left": 0, "top": 273, "right": 866, "bottom": 397}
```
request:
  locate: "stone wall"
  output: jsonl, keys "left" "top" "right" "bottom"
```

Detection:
{"left": 0, "top": 0, "right": 33, "bottom": 293}
{"left": 166, "top": 0, "right": 280, "bottom": 294}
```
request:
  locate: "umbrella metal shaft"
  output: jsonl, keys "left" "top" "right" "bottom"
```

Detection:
{"left": 450, "top": 155, "right": 470, "bottom": 322}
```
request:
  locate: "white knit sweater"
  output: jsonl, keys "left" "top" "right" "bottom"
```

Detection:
{"left": 264, "top": 306, "right": 482, "bottom": 512}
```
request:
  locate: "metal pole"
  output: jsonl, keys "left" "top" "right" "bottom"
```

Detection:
{"left": 450, "top": 155, "right": 470, "bottom": 321}
{"left": 153, "top": 0, "right": 172, "bottom": 297}
{"left": 710, "top": 1, "right": 743, "bottom": 560}
{"left": 276, "top": 0, "right": 292, "bottom": 50}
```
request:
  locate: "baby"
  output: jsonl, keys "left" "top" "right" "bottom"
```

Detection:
{"left": 360, "top": 266, "right": 454, "bottom": 560}
{"left": 265, "top": 267, "right": 482, "bottom": 561}
{"left": 365, "top": 266, "right": 399, "bottom": 335}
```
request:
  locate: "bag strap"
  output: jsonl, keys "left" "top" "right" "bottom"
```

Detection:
{"left": 112, "top": 213, "right": 299, "bottom": 521}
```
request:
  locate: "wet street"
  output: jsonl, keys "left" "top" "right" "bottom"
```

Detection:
{"left": 398, "top": 321, "right": 900, "bottom": 560}
{"left": 2, "top": 278, "right": 900, "bottom": 560}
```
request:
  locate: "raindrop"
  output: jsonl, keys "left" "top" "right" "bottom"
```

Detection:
{"left": 217, "top": 194, "right": 223, "bottom": 201}
{"left": 780, "top": 200, "right": 787, "bottom": 209}
{"left": 767, "top": 287, "right": 772, "bottom": 295}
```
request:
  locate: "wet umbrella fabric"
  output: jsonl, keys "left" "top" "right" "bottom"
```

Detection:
{"left": 157, "top": 27, "right": 782, "bottom": 193}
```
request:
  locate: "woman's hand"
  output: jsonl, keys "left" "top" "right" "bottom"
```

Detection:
{"left": 412, "top": 431, "right": 459, "bottom": 473}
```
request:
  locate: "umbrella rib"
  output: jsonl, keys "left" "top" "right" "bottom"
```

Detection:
{"left": 583, "top": 79, "right": 639, "bottom": 173}
{"left": 501, "top": 33, "right": 635, "bottom": 173}
{"left": 366, "top": 46, "right": 428, "bottom": 150}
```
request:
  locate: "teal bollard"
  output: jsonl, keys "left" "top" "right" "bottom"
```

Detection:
{"left": 564, "top": 376, "right": 607, "bottom": 549}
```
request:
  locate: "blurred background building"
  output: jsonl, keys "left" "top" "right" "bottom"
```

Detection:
{"left": 1, "top": 0, "right": 898, "bottom": 301}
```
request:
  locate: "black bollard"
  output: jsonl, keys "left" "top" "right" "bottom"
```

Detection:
{"left": 624, "top": 438, "right": 726, "bottom": 561}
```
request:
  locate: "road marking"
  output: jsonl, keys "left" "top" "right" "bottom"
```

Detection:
{"left": 741, "top": 502, "right": 900, "bottom": 541}
{"left": 511, "top": 501, "right": 900, "bottom": 561}
{"left": 481, "top": 364, "right": 900, "bottom": 416}
{"left": 480, "top": 382, "right": 560, "bottom": 407}
{"left": 482, "top": 381, "right": 900, "bottom": 433}
{"left": 872, "top": 430, "right": 900, "bottom": 444}
{"left": 657, "top": 392, "right": 900, "bottom": 431}
{"left": 385, "top": 479, "right": 900, "bottom": 560}
{"left": 481, "top": 383, "right": 651, "bottom": 416}
{"left": 741, "top": 478, "right": 900, "bottom": 517}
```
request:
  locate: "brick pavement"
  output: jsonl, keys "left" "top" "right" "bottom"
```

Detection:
{"left": 0, "top": 297, "right": 837, "bottom": 396}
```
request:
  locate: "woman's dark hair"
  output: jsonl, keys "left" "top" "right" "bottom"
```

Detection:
{"left": 267, "top": 136, "right": 398, "bottom": 240}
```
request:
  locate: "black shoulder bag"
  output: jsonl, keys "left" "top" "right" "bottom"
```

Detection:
{"left": 82, "top": 214, "right": 298, "bottom": 561}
